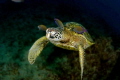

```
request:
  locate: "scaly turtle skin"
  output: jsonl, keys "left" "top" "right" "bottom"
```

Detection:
{"left": 28, "top": 19, "right": 94, "bottom": 80}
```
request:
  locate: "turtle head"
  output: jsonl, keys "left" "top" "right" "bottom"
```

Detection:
{"left": 39, "top": 19, "right": 64, "bottom": 41}
{"left": 46, "top": 28, "right": 63, "bottom": 41}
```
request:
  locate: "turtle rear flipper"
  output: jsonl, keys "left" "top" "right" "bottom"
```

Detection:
{"left": 28, "top": 36, "right": 49, "bottom": 64}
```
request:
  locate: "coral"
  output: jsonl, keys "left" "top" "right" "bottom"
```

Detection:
{"left": 0, "top": 37, "right": 116, "bottom": 80}
{"left": 51, "top": 37, "right": 119, "bottom": 80}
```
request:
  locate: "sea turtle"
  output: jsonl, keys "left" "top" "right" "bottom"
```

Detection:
{"left": 28, "top": 19, "right": 94, "bottom": 80}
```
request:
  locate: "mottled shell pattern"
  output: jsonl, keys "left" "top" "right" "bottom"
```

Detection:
{"left": 28, "top": 19, "right": 94, "bottom": 80}
{"left": 65, "top": 22, "right": 94, "bottom": 43}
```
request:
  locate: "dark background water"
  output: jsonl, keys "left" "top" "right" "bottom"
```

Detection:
{"left": 0, "top": 0, "right": 120, "bottom": 80}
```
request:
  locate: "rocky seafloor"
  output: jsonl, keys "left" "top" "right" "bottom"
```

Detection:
{"left": 0, "top": 2, "right": 120, "bottom": 80}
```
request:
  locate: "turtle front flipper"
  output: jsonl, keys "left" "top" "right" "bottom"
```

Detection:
{"left": 28, "top": 36, "right": 49, "bottom": 64}
{"left": 54, "top": 18, "right": 64, "bottom": 30}
{"left": 78, "top": 45, "right": 85, "bottom": 80}
{"left": 38, "top": 25, "right": 47, "bottom": 31}
{"left": 65, "top": 22, "right": 87, "bottom": 34}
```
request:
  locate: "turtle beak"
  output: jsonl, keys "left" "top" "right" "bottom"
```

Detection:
{"left": 46, "top": 31, "right": 56, "bottom": 39}
{"left": 46, "top": 32, "right": 50, "bottom": 39}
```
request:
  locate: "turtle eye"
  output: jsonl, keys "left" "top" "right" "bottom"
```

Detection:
{"left": 50, "top": 34, "right": 54, "bottom": 39}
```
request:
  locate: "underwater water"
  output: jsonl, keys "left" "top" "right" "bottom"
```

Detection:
{"left": 0, "top": 0, "right": 120, "bottom": 80}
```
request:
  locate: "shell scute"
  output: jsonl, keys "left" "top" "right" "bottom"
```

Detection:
{"left": 65, "top": 22, "right": 94, "bottom": 43}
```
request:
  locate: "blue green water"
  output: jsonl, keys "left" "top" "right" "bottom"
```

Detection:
{"left": 0, "top": 1, "right": 120, "bottom": 80}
